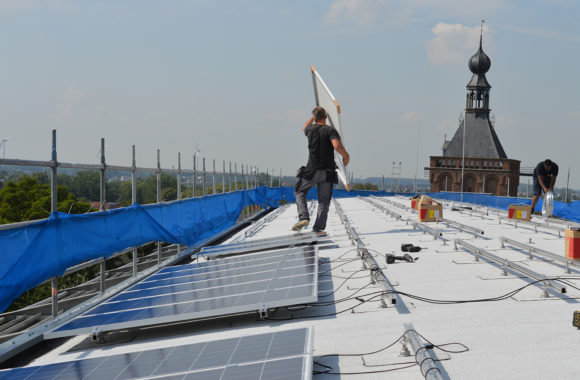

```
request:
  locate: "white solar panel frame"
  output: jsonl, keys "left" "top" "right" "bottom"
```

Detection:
{"left": 311, "top": 65, "right": 350, "bottom": 190}
{"left": 198, "top": 231, "right": 327, "bottom": 259}
{"left": 46, "top": 247, "right": 319, "bottom": 339}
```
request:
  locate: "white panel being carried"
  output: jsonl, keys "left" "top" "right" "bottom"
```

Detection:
{"left": 311, "top": 65, "right": 350, "bottom": 191}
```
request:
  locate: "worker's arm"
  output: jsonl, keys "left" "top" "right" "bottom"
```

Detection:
{"left": 538, "top": 176, "right": 548, "bottom": 192}
{"left": 331, "top": 138, "right": 350, "bottom": 166}
{"left": 549, "top": 175, "right": 557, "bottom": 191}
{"left": 302, "top": 116, "right": 315, "bottom": 132}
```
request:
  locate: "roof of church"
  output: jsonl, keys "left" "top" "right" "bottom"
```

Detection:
{"left": 443, "top": 113, "right": 507, "bottom": 158}
{"left": 443, "top": 32, "right": 508, "bottom": 159}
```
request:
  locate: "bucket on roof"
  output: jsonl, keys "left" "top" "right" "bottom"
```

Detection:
{"left": 542, "top": 191, "right": 554, "bottom": 217}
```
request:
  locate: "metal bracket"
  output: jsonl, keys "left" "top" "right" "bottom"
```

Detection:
{"left": 91, "top": 327, "right": 105, "bottom": 344}
{"left": 258, "top": 304, "right": 268, "bottom": 319}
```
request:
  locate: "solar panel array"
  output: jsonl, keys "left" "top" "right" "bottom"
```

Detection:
{"left": 47, "top": 246, "right": 319, "bottom": 338}
{"left": 1, "top": 327, "right": 313, "bottom": 380}
{"left": 198, "top": 232, "right": 327, "bottom": 259}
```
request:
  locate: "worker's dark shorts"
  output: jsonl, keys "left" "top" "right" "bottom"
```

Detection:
{"left": 533, "top": 178, "right": 543, "bottom": 196}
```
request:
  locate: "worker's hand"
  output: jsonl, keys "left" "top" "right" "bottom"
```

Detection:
{"left": 343, "top": 155, "right": 350, "bottom": 166}
{"left": 543, "top": 186, "right": 548, "bottom": 193}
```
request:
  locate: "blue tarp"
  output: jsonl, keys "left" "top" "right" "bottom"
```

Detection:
{"left": 4, "top": 186, "right": 576, "bottom": 313}
{"left": 423, "top": 192, "right": 580, "bottom": 223}
{"left": 0, "top": 186, "right": 395, "bottom": 313}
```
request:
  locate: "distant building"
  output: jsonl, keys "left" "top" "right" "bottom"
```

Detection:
{"left": 427, "top": 33, "right": 520, "bottom": 196}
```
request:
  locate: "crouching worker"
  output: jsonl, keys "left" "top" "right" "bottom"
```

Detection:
{"left": 531, "top": 159, "right": 558, "bottom": 214}
{"left": 292, "top": 106, "right": 350, "bottom": 233}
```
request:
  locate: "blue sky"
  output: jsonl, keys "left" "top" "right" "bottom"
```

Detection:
{"left": 1, "top": 0, "right": 579, "bottom": 188}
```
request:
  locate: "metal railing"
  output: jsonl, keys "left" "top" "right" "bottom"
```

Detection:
{"left": 0, "top": 130, "right": 283, "bottom": 318}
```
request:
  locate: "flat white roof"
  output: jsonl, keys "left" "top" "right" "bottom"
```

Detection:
{"left": 19, "top": 195, "right": 580, "bottom": 379}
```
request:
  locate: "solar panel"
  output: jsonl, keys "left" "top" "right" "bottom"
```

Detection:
{"left": 198, "top": 232, "right": 327, "bottom": 259}
{"left": 1, "top": 327, "right": 313, "bottom": 380}
{"left": 46, "top": 246, "right": 319, "bottom": 338}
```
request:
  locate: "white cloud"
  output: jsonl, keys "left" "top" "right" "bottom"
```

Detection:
{"left": 502, "top": 24, "right": 580, "bottom": 43}
{"left": 324, "top": 0, "right": 505, "bottom": 28}
{"left": 402, "top": 111, "right": 423, "bottom": 123}
{"left": 58, "top": 87, "right": 85, "bottom": 120}
{"left": 427, "top": 22, "right": 494, "bottom": 66}
{"left": 325, "top": 0, "right": 389, "bottom": 27}
{"left": 0, "top": 0, "right": 73, "bottom": 11}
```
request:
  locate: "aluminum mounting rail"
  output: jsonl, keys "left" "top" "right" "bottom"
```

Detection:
{"left": 234, "top": 205, "right": 288, "bottom": 241}
{"left": 333, "top": 200, "right": 397, "bottom": 306}
{"left": 498, "top": 216, "right": 566, "bottom": 237}
{"left": 359, "top": 197, "right": 444, "bottom": 241}
{"left": 451, "top": 205, "right": 490, "bottom": 220}
{"left": 403, "top": 323, "right": 444, "bottom": 380}
{"left": 358, "top": 196, "right": 403, "bottom": 220}
{"left": 436, "top": 217, "right": 485, "bottom": 238}
{"left": 371, "top": 196, "right": 412, "bottom": 212}
{"left": 500, "top": 236, "right": 580, "bottom": 274}
{"left": 454, "top": 239, "right": 567, "bottom": 296}
{"left": 543, "top": 216, "right": 580, "bottom": 229}
{"left": 406, "top": 217, "right": 444, "bottom": 241}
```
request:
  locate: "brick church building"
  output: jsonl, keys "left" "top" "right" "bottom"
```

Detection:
{"left": 427, "top": 33, "right": 520, "bottom": 196}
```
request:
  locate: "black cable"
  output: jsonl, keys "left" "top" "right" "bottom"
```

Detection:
{"left": 318, "top": 270, "right": 371, "bottom": 298}
{"left": 311, "top": 286, "right": 377, "bottom": 306}
{"left": 318, "top": 257, "right": 360, "bottom": 274}
{"left": 319, "top": 331, "right": 407, "bottom": 358}
{"left": 313, "top": 363, "right": 418, "bottom": 375}
{"left": 325, "top": 247, "right": 360, "bottom": 263}
{"left": 266, "top": 293, "right": 384, "bottom": 321}
{"left": 319, "top": 272, "right": 368, "bottom": 280}
{"left": 433, "top": 342, "right": 470, "bottom": 354}
{"left": 274, "top": 276, "right": 580, "bottom": 322}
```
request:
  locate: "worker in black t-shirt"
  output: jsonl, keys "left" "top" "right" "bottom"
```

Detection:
{"left": 531, "top": 159, "right": 558, "bottom": 214}
{"left": 292, "top": 106, "right": 350, "bottom": 233}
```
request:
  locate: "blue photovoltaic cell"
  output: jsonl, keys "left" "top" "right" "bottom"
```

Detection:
{"left": 48, "top": 246, "right": 318, "bottom": 337}
{"left": 0, "top": 328, "right": 312, "bottom": 380}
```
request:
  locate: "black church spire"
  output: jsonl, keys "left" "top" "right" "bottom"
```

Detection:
{"left": 442, "top": 20, "right": 507, "bottom": 159}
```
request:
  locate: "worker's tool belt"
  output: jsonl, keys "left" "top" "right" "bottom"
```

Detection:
{"left": 325, "top": 169, "right": 338, "bottom": 184}
{"left": 296, "top": 166, "right": 315, "bottom": 180}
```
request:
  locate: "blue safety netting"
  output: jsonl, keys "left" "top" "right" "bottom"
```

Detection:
{"left": 422, "top": 192, "right": 580, "bottom": 223}
{"left": 0, "top": 186, "right": 396, "bottom": 313}
{"left": 9, "top": 185, "right": 577, "bottom": 314}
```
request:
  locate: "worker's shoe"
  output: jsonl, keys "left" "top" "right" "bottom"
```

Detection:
{"left": 291, "top": 219, "right": 309, "bottom": 231}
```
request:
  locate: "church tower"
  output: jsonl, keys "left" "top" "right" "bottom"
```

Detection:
{"left": 428, "top": 24, "right": 520, "bottom": 196}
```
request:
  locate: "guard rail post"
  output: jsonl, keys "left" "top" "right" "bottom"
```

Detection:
{"left": 131, "top": 145, "right": 138, "bottom": 277}
{"left": 156, "top": 149, "right": 162, "bottom": 265}
{"left": 50, "top": 130, "right": 59, "bottom": 317}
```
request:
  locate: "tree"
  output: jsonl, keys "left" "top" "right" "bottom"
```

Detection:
{"left": 0, "top": 175, "right": 93, "bottom": 224}
{"left": 352, "top": 182, "right": 379, "bottom": 191}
